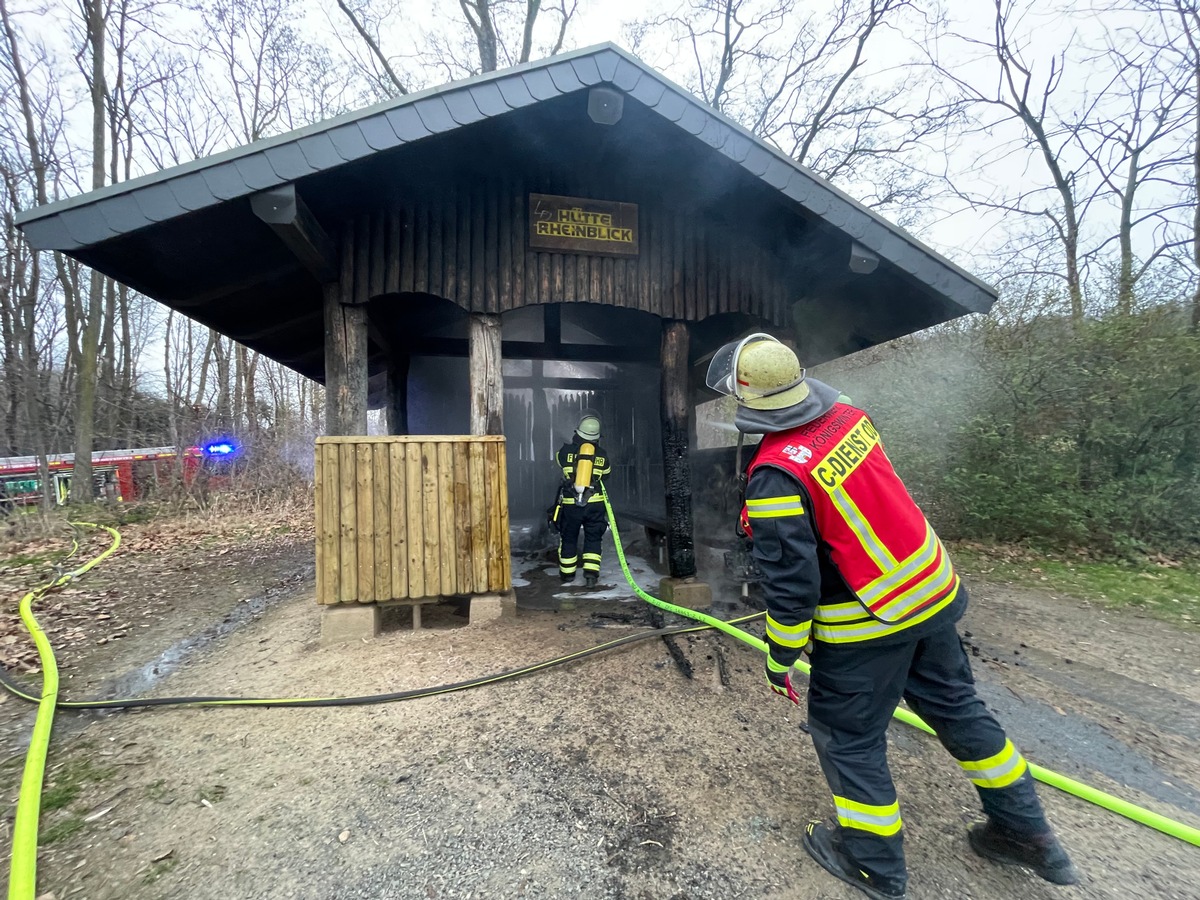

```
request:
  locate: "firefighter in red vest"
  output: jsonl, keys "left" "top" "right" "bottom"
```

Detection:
{"left": 706, "top": 333, "right": 1077, "bottom": 900}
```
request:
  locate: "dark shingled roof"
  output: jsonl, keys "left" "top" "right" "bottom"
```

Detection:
{"left": 17, "top": 43, "right": 995, "bottom": 377}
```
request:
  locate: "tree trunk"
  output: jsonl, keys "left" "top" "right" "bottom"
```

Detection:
{"left": 214, "top": 337, "right": 232, "bottom": 432}
{"left": 69, "top": 0, "right": 107, "bottom": 503}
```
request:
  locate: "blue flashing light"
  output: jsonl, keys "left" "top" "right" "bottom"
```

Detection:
{"left": 202, "top": 439, "right": 239, "bottom": 458}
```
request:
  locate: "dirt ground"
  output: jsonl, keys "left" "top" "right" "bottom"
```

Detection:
{"left": 2, "top": 512, "right": 1199, "bottom": 900}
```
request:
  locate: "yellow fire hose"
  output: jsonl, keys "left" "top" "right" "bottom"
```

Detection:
{"left": 7, "top": 523, "right": 121, "bottom": 900}
{"left": 6, "top": 505, "right": 1200, "bottom": 900}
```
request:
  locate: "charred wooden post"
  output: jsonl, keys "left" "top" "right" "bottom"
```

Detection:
{"left": 469, "top": 313, "right": 503, "bottom": 436}
{"left": 324, "top": 223, "right": 368, "bottom": 435}
{"left": 660, "top": 319, "right": 696, "bottom": 578}
{"left": 387, "top": 355, "right": 409, "bottom": 435}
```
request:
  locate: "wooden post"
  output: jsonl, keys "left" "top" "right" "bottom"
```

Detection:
{"left": 387, "top": 355, "right": 409, "bottom": 435}
{"left": 469, "top": 313, "right": 503, "bottom": 436}
{"left": 324, "top": 224, "right": 369, "bottom": 436}
{"left": 660, "top": 319, "right": 696, "bottom": 577}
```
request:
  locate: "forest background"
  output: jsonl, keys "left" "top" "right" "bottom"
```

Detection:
{"left": 1, "top": 0, "right": 1197, "bottom": 559}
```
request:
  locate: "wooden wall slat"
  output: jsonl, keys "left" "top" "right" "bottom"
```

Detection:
{"left": 563, "top": 252, "right": 576, "bottom": 303}
{"left": 338, "top": 443, "right": 358, "bottom": 602}
{"left": 373, "top": 443, "right": 392, "bottom": 600}
{"left": 400, "top": 204, "right": 415, "bottom": 294}
{"left": 437, "top": 442, "right": 456, "bottom": 595}
{"left": 496, "top": 441, "right": 511, "bottom": 586}
{"left": 498, "top": 182, "right": 512, "bottom": 310}
{"left": 326, "top": 443, "right": 341, "bottom": 603}
{"left": 421, "top": 442, "right": 441, "bottom": 596}
{"left": 476, "top": 184, "right": 490, "bottom": 312}
{"left": 384, "top": 209, "right": 401, "bottom": 294}
{"left": 427, "top": 197, "right": 442, "bottom": 298}
{"left": 638, "top": 212, "right": 650, "bottom": 312}
{"left": 513, "top": 180, "right": 526, "bottom": 307}
{"left": 484, "top": 441, "right": 502, "bottom": 589}
{"left": 452, "top": 441, "right": 472, "bottom": 591}
{"left": 370, "top": 209, "right": 386, "bottom": 298}
{"left": 414, "top": 201, "right": 430, "bottom": 296}
{"left": 353, "top": 215, "right": 370, "bottom": 305}
{"left": 537, "top": 251, "right": 549, "bottom": 305}
{"left": 317, "top": 446, "right": 327, "bottom": 601}
{"left": 453, "top": 189, "right": 467, "bottom": 304}
{"left": 405, "top": 442, "right": 425, "bottom": 597}
{"left": 551, "top": 243, "right": 564, "bottom": 303}
{"left": 468, "top": 441, "right": 488, "bottom": 592}
{"left": 389, "top": 442, "right": 407, "bottom": 598}
{"left": 588, "top": 252, "right": 600, "bottom": 306}
{"left": 355, "top": 443, "right": 375, "bottom": 601}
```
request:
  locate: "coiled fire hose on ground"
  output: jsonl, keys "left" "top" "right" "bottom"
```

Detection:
{"left": 5, "top": 506, "right": 1200, "bottom": 899}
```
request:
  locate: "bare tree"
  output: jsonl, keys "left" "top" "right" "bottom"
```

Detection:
{"left": 929, "top": 0, "right": 1094, "bottom": 319}
{"left": 630, "top": 0, "right": 961, "bottom": 221}
{"left": 335, "top": 0, "right": 410, "bottom": 95}
{"left": 1132, "top": 0, "right": 1200, "bottom": 327}
{"left": 1072, "top": 37, "right": 1191, "bottom": 313}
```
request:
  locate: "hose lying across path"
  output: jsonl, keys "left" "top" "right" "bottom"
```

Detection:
{"left": 2, "top": 522, "right": 764, "bottom": 899}
{"left": 596, "top": 489, "right": 1200, "bottom": 851}
{"left": 5, "top": 509, "right": 1200, "bottom": 900}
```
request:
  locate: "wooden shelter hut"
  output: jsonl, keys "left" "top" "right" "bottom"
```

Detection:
{"left": 17, "top": 44, "right": 996, "bottom": 637}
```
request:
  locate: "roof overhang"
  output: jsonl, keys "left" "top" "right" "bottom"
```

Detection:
{"left": 17, "top": 43, "right": 996, "bottom": 383}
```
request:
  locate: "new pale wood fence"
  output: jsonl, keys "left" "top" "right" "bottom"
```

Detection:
{"left": 314, "top": 436, "right": 511, "bottom": 604}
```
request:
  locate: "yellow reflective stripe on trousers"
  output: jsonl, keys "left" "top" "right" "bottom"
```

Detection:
{"left": 834, "top": 796, "right": 903, "bottom": 836}
{"left": 960, "top": 739, "right": 1028, "bottom": 789}
{"left": 859, "top": 523, "right": 940, "bottom": 604}
{"left": 830, "top": 487, "right": 896, "bottom": 569}
{"left": 582, "top": 552, "right": 601, "bottom": 572}
{"left": 764, "top": 613, "right": 811, "bottom": 649}
{"left": 812, "top": 580, "right": 958, "bottom": 643}
{"left": 745, "top": 495, "right": 805, "bottom": 518}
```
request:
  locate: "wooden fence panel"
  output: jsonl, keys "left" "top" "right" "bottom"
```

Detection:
{"left": 315, "top": 436, "right": 511, "bottom": 603}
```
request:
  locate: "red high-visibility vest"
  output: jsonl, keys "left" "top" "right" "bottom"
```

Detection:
{"left": 745, "top": 403, "right": 958, "bottom": 624}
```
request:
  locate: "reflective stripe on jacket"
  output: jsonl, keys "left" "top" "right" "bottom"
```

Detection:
{"left": 745, "top": 403, "right": 958, "bottom": 635}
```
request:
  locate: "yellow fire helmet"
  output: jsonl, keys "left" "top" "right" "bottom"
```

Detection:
{"left": 705, "top": 333, "right": 810, "bottom": 410}
{"left": 577, "top": 413, "right": 601, "bottom": 441}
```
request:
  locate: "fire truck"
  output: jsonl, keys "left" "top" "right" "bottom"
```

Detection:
{"left": 0, "top": 445, "right": 221, "bottom": 508}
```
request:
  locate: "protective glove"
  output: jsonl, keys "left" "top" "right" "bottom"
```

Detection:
{"left": 765, "top": 658, "right": 801, "bottom": 706}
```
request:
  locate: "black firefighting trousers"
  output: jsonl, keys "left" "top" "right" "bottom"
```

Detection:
{"left": 557, "top": 502, "right": 607, "bottom": 579}
{"left": 806, "top": 603, "right": 1049, "bottom": 884}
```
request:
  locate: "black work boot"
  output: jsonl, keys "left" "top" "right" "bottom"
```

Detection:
{"left": 803, "top": 821, "right": 907, "bottom": 900}
{"left": 968, "top": 820, "right": 1080, "bottom": 885}
{"left": 560, "top": 572, "right": 575, "bottom": 584}
{"left": 584, "top": 572, "right": 599, "bottom": 587}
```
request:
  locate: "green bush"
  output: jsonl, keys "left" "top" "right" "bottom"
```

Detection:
{"left": 821, "top": 303, "right": 1200, "bottom": 557}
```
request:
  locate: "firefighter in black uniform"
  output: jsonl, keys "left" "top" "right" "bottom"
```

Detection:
{"left": 706, "top": 334, "right": 1077, "bottom": 900}
{"left": 554, "top": 413, "right": 612, "bottom": 587}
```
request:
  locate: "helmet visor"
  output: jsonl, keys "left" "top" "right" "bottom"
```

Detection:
{"left": 704, "top": 333, "right": 776, "bottom": 400}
